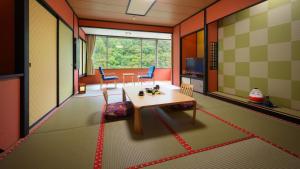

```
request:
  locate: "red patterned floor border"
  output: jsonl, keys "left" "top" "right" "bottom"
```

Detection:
{"left": 197, "top": 108, "right": 300, "bottom": 159}
{"left": 197, "top": 108, "right": 254, "bottom": 137}
{"left": 126, "top": 135, "right": 255, "bottom": 169}
{"left": 92, "top": 103, "right": 299, "bottom": 169}
{"left": 154, "top": 110, "right": 193, "bottom": 152}
{"left": 0, "top": 97, "right": 71, "bottom": 160}
{"left": 93, "top": 105, "right": 106, "bottom": 169}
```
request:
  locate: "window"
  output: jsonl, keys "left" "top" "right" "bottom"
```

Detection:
{"left": 142, "top": 39, "right": 156, "bottom": 68}
{"left": 108, "top": 38, "right": 141, "bottom": 68}
{"left": 157, "top": 40, "right": 171, "bottom": 68}
{"left": 93, "top": 36, "right": 107, "bottom": 68}
{"left": 92, "top": 36, "right": 171, "bottom": 69}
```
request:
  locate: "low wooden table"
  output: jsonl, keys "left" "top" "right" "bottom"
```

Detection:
{"left": 123, "top": 73, "right": 135, "bottom": 86}
{"left": 122, "top": 86, "right": 197, "bottom": 134}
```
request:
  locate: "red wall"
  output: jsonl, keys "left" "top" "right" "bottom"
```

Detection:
{"left": 172, "top": 25, "right": 180, "bottom": 86}
{"left": 79, "top": 28, "right": 86, "bottom": 41}
{"left": 206, "top": 0, "right": 263, "bottom": 23}
{"left": 74, "top": 14, "right": 79, "bottom": 39}
{"left": 74, "top": 69, "right": 79, "bottom": 94}
{"left": 0, "top": 78, "right": 20, "bottom": 150}
{"left": 181, "top": 33, "right": 197, "bottom": 73}
{"left": 44, "top": 0, "right": 74, "bottom": 28}
{"left": 208, "top": 22, "right": 218, "bottom": 92}
{"left": 180, "top": 12, "right": 204, "bottom": 37}
{"left": 0, "top": 1, "right": 15, "bottom": 75}
{"left": 79, "top": 19, "right": 173, "bottom": 33}
{"left": 79, "top": 68, "right": 171, "bottom": 84}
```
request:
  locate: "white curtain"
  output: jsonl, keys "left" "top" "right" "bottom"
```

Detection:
{"left": 86, "top": 35, "right": 96, "bottom": 75}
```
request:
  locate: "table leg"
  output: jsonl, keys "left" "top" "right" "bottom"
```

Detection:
{"left": 122, "top": 88, "right": 126, "bottom": 102}
{"left": 192, "top": 101, "right": 197, "bottom": 124}
{"left": 134, "top": 108, "right": 143, "bottom": 134}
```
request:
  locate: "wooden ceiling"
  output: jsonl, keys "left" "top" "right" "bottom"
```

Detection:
{"left": 67, "top": 0, "right": 218, "bottom": 27}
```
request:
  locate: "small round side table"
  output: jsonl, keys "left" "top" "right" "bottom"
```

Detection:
{"left": 123, "top": 73, "right": 135, "bottom": 86}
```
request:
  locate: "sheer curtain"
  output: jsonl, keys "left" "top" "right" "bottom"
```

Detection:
{"left": 86, "top": 35, "right": 96, "bottom": 75}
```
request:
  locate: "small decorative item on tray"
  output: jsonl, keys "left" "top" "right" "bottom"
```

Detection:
{"left": 138, "top": 90, "right": 144, "bottom": 96}
{"left": 145, "top": 88, "right": 153, "bottom": 93}
{"left": 145, "top": 87, "right": 161, "bottom": 95}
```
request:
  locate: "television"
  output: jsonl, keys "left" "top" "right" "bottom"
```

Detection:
{"left": 186, "top": 57, "right": 203, "bottom": 75}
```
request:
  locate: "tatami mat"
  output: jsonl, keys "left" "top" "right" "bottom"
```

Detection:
{"left": 102, "top": 109, "right": 187, "bottom": 169}
{"left": 0, "top": 96, "right": 103, "bottom": 169}
{"left": 157, "top": 108, "right": 247, "bottom": 150}
{"left": 36, "top": 96, "right": 102, "bottom": 133}
{"left": 194, "top": 93, "right": 300, "bottom": 154}
{"left": 146, "top": 138, "right": 300, "bottom": 169}
{"left": 1, "top": 86, "right": 300, "bottom": 169}
{"left": 0, "top": 125, "right": 99, "bottom": 169}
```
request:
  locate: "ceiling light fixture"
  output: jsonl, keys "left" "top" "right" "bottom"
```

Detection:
{"left": 126, "top": 0, "right": 156, "bottom": 16}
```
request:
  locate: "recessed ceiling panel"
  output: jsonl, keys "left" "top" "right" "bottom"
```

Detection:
{"left": 126, "top": 0, "right": 156, "bottom": 16}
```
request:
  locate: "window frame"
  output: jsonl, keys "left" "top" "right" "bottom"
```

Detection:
{"left": 92, "top": 35, "right": 172, "bottom": 69}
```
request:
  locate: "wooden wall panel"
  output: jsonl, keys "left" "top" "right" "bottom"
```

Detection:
{"left": 208, "top": 22, "right": 218, "bottom": 92}
{"left": 0, "top": 1, "right": 15, "bottom": 74}
{"left": 197, "top": 31, "right": 205, "bottom": 58}
{"left": 180, "top": 12, "right": 204, "bottom": 37}
{"left": 0, "top": 78, "right": 20, "bottom": 149}
{"left": 172, "top": 25, "right": 180, "bottom": 86}
{"left": 44, "top": 0, "right": 74, "bottom": 28}
{"left": 206, "top": 0, "right": 263, "bottom": 23}
{"left": 181, "top": 33, "right": 197, "bottom": 74}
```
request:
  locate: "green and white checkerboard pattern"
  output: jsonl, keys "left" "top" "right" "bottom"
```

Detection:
{"left": 218, "top": 0, "right": 300, "bottom": 110}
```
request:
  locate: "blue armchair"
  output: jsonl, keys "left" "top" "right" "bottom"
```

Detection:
{"left": 137, "top": 65, "right": 156, "bottom": 85}
{"left": 99, "top": 67, "right": 119, "bottom": 88}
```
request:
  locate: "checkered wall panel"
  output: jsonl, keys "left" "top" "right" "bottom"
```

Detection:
{"left": 218, "top": 0, "right": 300, "bottom": 110}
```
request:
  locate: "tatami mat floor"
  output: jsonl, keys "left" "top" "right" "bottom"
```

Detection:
{"left": 146, "top": 138, "right": 300, "bottom": 169}
{"left": 0, "top": 84, "right": 299, "bottom": 169}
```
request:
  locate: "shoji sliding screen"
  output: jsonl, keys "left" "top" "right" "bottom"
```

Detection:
{"left": 79, "top": 39, "right": 83, "bottom": 76}
{"left": 82, "top": 41, "right": 87, "bottom": 75}
{"left": 59, "top": 20, "right": 73, "bottom": 104}
{"left": 29, "top": 0, "right": 57, "bottom": 125}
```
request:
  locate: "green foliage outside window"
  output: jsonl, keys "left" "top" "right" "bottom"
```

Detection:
{"left": 142, "top": 40, "right": 156, "bottom": 68}
{"left": 93, "top": 36, "right": 107, "bottom": 68}
{"left": 157, "top": 40, "right": 171, "bottom": 68}
{"left": 93, "top": 36, "right": 171, "bottom": 69}
{"left": 108, "top": 38, "right": 141, "bottom": 69}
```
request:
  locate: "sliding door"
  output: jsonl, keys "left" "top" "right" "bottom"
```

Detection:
{"left": 82, "top": 41, "right": 87, "bottom": 75}
{"left": 79, "top": 39, "right": 83, "bottom": 76}
{"left": 59, "top": 20, "right": 73, "bottom": 104}
{"left": 29, "top": 0, "right": 57, "bottom": 125}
